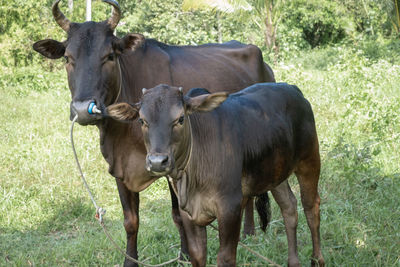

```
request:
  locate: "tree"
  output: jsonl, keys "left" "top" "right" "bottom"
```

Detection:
{"left": 68, "top": 0, "right": 73, "bottom": 13}
{"left": 252, "top": 0, "right": 284, "bottom": 57}
{"left": 182, "top": 0, "right": 252, "bottom": 43}
{"left": 86, "top": 0, "right": 91, "bottom": 21}
{"left": 183, "top": 0, "right": 283, "bottom": 60}
{"left": 393, "top": 0, "right": 400, "bottom": 33}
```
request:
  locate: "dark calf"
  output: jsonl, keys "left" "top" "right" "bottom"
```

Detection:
{"left": 107, "top": 83, "right": 324, "bottom": 266}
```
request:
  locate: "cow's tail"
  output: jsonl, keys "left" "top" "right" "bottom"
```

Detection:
{"left": 255, "top": 192, "right": 271, "bottom": 232}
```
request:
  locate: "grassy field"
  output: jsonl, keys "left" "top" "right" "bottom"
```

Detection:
{"left": 0, "top": 45, "right": 399, "bottom": 266}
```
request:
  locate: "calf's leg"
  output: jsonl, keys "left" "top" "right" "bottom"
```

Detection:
{"left": 216, "top": 202, "right": 242, "bottom": 267}
{"left": 167, "top": 181, "right": 190, "bottom": 260}
{"left": 180, "top": 210, "right": 207, "bottom": 267}
{"left": 271, "top": 180, "right": 300, "bottom": 267}
{"left": 242, "top": 197, "right": 255, "bottom": 237}
{"left": 295, "top": 144, "right": 324, "bottom": 267}
{"left": 116, "top": 179, "right": 140, "bottom": 267}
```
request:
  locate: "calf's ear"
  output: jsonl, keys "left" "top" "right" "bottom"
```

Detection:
{"left": 184, "top": 92, "right": 228, "bottom": 113}
{"left": 113, "top": 33, "right": 145, "bottom": 52}
{"left": 106, "top": 103, "right": 139, "bottom": 121}
{"left": 33, "top": 39, "right": 66, "bottom": 59}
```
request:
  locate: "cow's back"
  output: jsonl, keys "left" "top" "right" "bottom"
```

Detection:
{"left": 142, "top": 40, "right": 275, "bottom": 92}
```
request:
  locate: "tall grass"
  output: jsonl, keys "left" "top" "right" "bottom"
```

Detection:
{"left": 0, "top": 45, "right": 399, "bottom": 266}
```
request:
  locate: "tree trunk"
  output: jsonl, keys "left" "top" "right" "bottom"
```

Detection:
{"left": 68, "top": 0, "right": 73, "bottom": 13}
{"left": 395, "top": 0, "right": 400, "bottom": 34}
{"left": 86, "top": 0, "right": 91, "bottom": 21}
{"left": 264, "top": 1, "right": 274, "bottom": 49}
{"left": 264, "top": 0, "right": 279, "bottom": 63}
{"left": 217, "top": 11, "right": 222, "bottom": 43}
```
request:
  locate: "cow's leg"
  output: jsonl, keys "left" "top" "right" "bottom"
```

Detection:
{"left": 295, "top": 146, "right": 324, "bottom": 267}
{"left": 116, "top": 178, "right": 140, "bottom": 267}
{"left": 180, "top": 210, "right": 207, "bottom": 267}
{"left": 271, "top": 180, "right": 300, "bottom": 267}
{"left": 167, "top": 181, "right": 190, "bottom": 261}
{"left": 242, "top": 197, "right": 255, "bottom": 237}
{"left": 216, "top": 202, "right": 242, "bottom": 267}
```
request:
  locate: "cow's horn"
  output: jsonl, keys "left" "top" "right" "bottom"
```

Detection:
{"left": 52, "top": 0, "right": 71, "bottom": 32}
{"left": 103, "top": 0, "right": 121, "bottom": 30}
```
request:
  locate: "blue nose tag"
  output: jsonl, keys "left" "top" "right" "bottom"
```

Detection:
{"left": 88, "top": 102, "right": 96, "bottom": 114}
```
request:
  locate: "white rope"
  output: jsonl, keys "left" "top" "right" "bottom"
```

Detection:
{"left": 113, "top": 56, "right": 122, "bottom": 104}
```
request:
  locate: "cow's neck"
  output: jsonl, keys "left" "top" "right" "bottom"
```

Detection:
{"left": 98, "top": 51, "right": 146, "bottom": 176}
{"left": 96, "top": 45, "right": 173, "bottom": 190}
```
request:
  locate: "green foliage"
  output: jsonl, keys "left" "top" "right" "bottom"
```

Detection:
{"left": 1, "top": 0, "right": 398, "bottom": 67}
{"left": 0, "top": 0, "right": 57, "bottom": 66}
{"left": 117, "top": 0, "right": 219, "bottom": 44}
{"left": 0, "top": 0, "right": 110, "bottom": 67}
{"left": 282, "top": 0, "right": 350, "bottom": 48}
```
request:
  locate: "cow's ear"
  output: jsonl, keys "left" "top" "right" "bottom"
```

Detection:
{"left": 106, "top": 102, "right": 139, "bottom": 121}
{"left": 184, "top": 92, "right": 228, "bottom": 113}
{"left": 33, "top": 39, "right": 66, "bottom": 59}
{"left": 113, "top": 33, "right": 145, "bottom": 52}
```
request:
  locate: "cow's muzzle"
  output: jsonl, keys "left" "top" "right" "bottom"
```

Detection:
{"left": 70, "top": 100, "right": 103, "bottom": 125}
{"left": 146, "top": 153, "right": 172, "bottom": 176}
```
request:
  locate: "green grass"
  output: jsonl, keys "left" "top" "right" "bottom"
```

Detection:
{"left": 1, "top": 46, "right": 399, "bottom": 266}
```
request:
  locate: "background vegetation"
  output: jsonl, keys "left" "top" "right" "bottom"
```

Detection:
{"left": 0, "top": 0, "right": 399, "bottom": 266}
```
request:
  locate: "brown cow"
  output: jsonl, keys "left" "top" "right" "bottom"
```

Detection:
{"left": 32, "top": 0, "right": 275, "bottom": 266}
{"left": 107, "top": 83, "right": 324, "bottom": 267}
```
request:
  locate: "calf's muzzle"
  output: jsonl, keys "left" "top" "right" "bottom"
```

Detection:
{"left": 146, "top": 153, "right": 171, "bottom": 174}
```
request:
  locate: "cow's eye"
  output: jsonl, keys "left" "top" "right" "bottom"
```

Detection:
{"left": 138, "top": 118, "right": 144, "bottom": 126}
{"left": 178, "top": 115, "right": 184, "bottom": 125}
{"left": 107, "top": 53, "right": 114, "bottom": 61}
{"left": 64, "top": 56, "right": 69, "bottom": 63}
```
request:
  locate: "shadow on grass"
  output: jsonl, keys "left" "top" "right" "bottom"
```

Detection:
{"left": 0, "top": 197, "right": 119, "bottom": 265}
{"left": 0, "top": 194, "right": 183, "bottom": 266}
{"left": 319, "top": 140, "right": 400, "bottom": 265}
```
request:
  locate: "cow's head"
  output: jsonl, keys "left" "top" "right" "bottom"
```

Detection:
{"left": 106, "top": 84, "right": 228, "bottom": 176}
{"left": 33, "top": 0, "right": 144, "bottom": 125}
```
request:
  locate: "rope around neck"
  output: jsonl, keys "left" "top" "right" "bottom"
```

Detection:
{"left": 113, "top": 56, "right": 123, "bottom": 104}
{"left": 167, "top": 115, "right": 193, "bottom": 198}
{"left": 179, "top": 114, "right": 193, "bottom": 174}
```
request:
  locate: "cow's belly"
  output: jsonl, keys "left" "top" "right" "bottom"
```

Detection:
{"left": 242, "top": 155, "right": 295, "bottom": 196}
{"left": 242, "top": 174, "right": 288, "bottom": 196}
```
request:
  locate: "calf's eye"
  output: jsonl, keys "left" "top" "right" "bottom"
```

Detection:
{"left": 138, "top": 118, "right": 144, "bottom": 126}
{"left": 64, "top": 56, "right": 69, "bottom": 63}
{"left": 107, "top": 53, "right": 114, "bottom": 61}
{"left": 178, "top": 115, "right": 184, "bottom": 125}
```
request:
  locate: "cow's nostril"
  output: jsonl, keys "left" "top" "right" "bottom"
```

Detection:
{"left": 147, "top": 154, "right": 169, "bottom": 173}
{"left": 161, "top": 155, "right": 169, "bottom": 166}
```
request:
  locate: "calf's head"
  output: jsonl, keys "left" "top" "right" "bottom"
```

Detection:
{"left": 33, "top": 0, "right": 144, "bottom": 125}
{"left": 106, "top": 84, "right": 228, "bottom": 176}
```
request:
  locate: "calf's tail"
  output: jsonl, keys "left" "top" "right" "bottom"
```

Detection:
{"left": 255, "top": 192, "right": 271, "bottom": 232}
